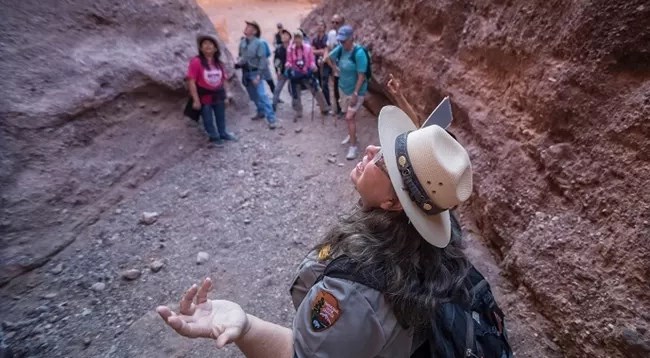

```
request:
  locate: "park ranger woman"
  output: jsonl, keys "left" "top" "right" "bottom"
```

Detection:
{"left": 156, "top": 103, "right": 507, "bottom": 357}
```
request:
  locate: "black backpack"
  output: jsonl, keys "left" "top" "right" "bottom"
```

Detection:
{"left": 335, "top": 44, "right": 372, "bottom": 79}
{"left": 317, "top": 256, "right": 513, "bottom": 358}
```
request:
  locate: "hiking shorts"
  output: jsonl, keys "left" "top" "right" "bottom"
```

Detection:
{"left": 341, "top": 93, "right": 365, "bottom": 113}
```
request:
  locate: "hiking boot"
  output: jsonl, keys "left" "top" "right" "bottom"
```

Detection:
{"left": 341, "top": 134, "right": 350, "bottom": 145}
{"left": 346, "top": 145, "right": 359, "bottom": 160}
{"left": 251, "top": 113, "right": 264, "bottom": 121}
{"left": 221, "top": 132, "right": 238, "bottom": 142}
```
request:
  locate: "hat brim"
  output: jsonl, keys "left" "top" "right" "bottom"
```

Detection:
{"left": 197, "top": 35, "right": 219, "bottom": 46}
{"left": 378, "top": 105, "right": 451, "bottom": 248}
{"left": 336, "top": 34, "right": 350, "bottom": 41}
{"left": 245, "top": 21, "right": 260, "bottom": 33}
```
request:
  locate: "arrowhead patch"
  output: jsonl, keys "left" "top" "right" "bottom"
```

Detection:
{"left": 310, "top": 290, "right": 341, "bottom": 331}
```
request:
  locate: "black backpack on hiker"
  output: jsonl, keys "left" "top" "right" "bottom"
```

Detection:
{"left": 335, "top": 44, "right": 372, "bottom": 79}
{"left": 317, "top": 256, "right": 513, "bottom": 358}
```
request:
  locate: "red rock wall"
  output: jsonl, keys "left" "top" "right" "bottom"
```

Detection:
{"left": 305, "top": 1, "right": 649, "bottom": 356}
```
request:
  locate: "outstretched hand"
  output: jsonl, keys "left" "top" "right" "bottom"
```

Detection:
{"left": 386, "top": 73, "right": 401, "bottom": 97}
{"left": 156, "top": 278, "right": 250, "bottom": 348}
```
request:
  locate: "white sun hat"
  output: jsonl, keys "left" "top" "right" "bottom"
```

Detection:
{"left": 378, "top": 105, "right": 473, "bottom": 247}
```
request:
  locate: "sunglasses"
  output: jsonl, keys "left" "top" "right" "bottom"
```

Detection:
{"left": 370, "top": 149, "right": 389, "bottom": 177}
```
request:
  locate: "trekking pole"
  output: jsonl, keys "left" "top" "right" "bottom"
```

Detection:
{"left": 316, "top": 65, "right": 327, "bottom": 125}
{"left": 311, "top": 85, "right": 315, "bottom": 122}
{"left": 311, "top": 86, "right": 314, "bottom": 122}
{"left": 332, "top": 77, "right": 337, "bottom": 128}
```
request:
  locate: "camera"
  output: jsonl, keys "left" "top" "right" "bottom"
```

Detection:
{"left": 234, "top": 62, "right": 249, "bottom": 71}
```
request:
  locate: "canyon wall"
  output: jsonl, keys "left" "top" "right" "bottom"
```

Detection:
{"left": 0, "top": 0, "right": 242, "bottom": 285}
{"left": 305, "top": 1, "right": 649, "bottom": 356}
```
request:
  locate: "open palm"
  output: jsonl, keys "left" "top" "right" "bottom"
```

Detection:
{"left": 156, "top": 278, "right": 249, "bottom": 348}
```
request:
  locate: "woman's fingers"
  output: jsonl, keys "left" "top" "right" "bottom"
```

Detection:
{"left": 195, "top": 278, "right": 212, "bottom": 305}
{"left": 156, "top": 306, "right": 174, "bottom": 321}
{"left": 386, "top": 73, "right": 400, "bottom": 92}
{"left": 167, "top": 315, "right": 192, "bottom": 336}
{"left": 180, "top": 284, "right": 198, "bottom": 315}
{"left": 167, "top": 316, "right": 209, "bottom": 338}
{"left": 215, "top": 326, "right": 238, "bottom": 348}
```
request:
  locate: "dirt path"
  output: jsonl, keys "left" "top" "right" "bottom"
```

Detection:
{"left": 0, "top": 1, "right": 556, "bottom": 357}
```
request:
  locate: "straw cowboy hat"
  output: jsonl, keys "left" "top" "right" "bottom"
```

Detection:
{"left": 378, "top": 105, "right": 473, "bottom": 248}
{"left": 245, "top": 20, "right": 261, "bottom": 37}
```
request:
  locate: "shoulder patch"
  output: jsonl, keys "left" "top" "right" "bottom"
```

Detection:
{"left": 310, "top": 290, "right": 341, "bottom": 331}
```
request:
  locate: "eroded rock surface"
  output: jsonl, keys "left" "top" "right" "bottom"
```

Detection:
{"left": 305, "top": 1, "right": 649, "bottom": 356}
{"left": 0, "top": 0, "right": 244, "bottom": 285}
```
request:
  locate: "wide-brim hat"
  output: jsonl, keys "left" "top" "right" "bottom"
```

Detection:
{"left": 245, "top": 20, "right": 261, "bottom": 37}
{"left": 196, "top": 34, "right": 219, "bottom": 49}
{"left": 378, "top": 106, "right": 473, "bottom": 248}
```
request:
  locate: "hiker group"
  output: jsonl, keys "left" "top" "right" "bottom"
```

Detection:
{"left": 186, "top": 15, "right": 371, "bottom": 160}
{"left": 172, "top": 13, "right": 514, "bottom": 358}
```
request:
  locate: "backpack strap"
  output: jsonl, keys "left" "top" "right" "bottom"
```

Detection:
{"left": 349, "top": 45, "right": 360, "bottom": 64}
{"left": 333, "top": 44, "right": 356, "bottom": 63}
{"left": 468, "top": 267, "right": 507, "bottom": 333}
{"left": 335, "top": 45, "right": 343, "bottom": 63}
{"left": 316, "top": 255, "right": 386, "bottom": 292}
{"left": 466, "top": 266, "right": 513, "bottom": 357}
{"left": 465, "top": 311, "right": 476, "bottom": 357}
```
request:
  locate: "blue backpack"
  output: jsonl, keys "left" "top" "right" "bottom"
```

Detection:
{"left": 262, "top": 40, "right": 271, "bottom": 58}
{"left": 335, "top": 44, "right": 372, "bottom": 79}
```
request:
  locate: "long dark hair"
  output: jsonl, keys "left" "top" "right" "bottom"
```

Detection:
{"left": 316, "top": 208, "right": 471, "bottom": 329}
{"left": 198, "top": 39, "right": 222, "bottom": 70}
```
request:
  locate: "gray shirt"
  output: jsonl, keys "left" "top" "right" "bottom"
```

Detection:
{"left": 290, "top": 250, "right": 414, "bottom": 358}
{"left": 238, "top": 37, "right": 266, "bottom": 71}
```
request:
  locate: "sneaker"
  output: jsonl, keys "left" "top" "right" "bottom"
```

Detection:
{"left": 209, "top": 137, "right": 224, "bottom": 147}
{"left": 336, "top": 109, "right": 344, "bottom": 118}
{"left": 268, "top": 121, "right": 277, "bottom": 130}
{"left": 346, "top": 145, "right": 359, "bottom": 160}
{"left": 341, "top": 135, "right": 350, "bottom": 145}
{"left": 221, "top": 132, "right": 238, "bottom": 142}
{"left": 321, "top": 109, "right": 332, "bottom": 115}
{"left": 251, "top": 113, "right": 264, "bottom": 121}
{"left": 278, "top": 98, "right": 285, "bottom": 104}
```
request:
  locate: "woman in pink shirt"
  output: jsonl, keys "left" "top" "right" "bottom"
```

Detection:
{"left": 187, "top": 35, "right": 237, "bottom": 146}
{"left": 285, "top": 31, "right": 329, "bottom": 121}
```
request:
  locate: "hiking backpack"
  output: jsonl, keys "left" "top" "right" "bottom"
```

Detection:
{"left": 317, "top": 256, "right": 513, "bottom": 358}
{"left": 335, "top": 44, "right": 372, "bottom": 79}
{"left": 262, "top": 39, "right": 271, "bottom": 58}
